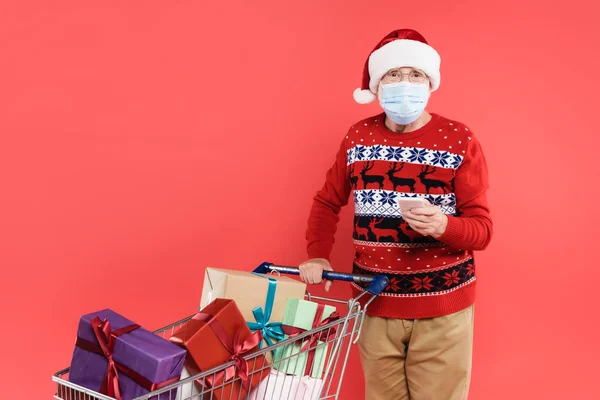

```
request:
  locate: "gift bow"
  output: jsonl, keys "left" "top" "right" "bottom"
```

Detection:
{"left": 91, "top": 317, "right": 137, "bottom": 400}
{"left": 193, "top": 312, "right": 263, "bottom": 392}
{"left": 281, "top": 304, "right": 341, "bottom": 376}
{"left": 246, "top": 275, "right": 285, "bottom": 351}
{"left": 75, "top": 316, "right": 179, "bottom": 400}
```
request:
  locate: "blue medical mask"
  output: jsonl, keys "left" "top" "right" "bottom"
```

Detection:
{"left": 378, "top": 82, "right": 430, "bottom": 125}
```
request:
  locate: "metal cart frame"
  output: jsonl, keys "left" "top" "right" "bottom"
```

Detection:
{"left": 53, "top": 263, "right": 388, "bottom": 400}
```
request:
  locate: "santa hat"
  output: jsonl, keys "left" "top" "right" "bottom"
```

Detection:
{"left": 353, "top": 29, "right": 441, "bottom": 104}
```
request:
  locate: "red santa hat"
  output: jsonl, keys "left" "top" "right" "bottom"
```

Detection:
{"left": 353, "top": 29, "right": 441, "bottom": 104}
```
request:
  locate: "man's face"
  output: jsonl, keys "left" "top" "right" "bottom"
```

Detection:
{"left": 380, "top": 67, "right": 429, "bottom": 86}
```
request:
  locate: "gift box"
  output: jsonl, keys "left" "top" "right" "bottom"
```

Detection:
{"left": 200, "top": 267, "right": 306, "bottom": 354}
{"left": 174, "top": 363, "right": 210, "bottom": 400}
{"left": 67, "top": 309, "right": 186, "bottom": 400}
{"left": 246, "top": 370, "right": 324, "bottom": 400}
{"left": 174, "top": 364, "right": 194, "bottom": 400}
{"left": 273, "top": 299, "right": 339, "bottom": 379}
{"left": 170, "top": 298, "right": 271, "bottom": 400}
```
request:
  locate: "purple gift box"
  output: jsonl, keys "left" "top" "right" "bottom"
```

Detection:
{"left": 68, "top": 309, "right": 186, "bottom": 400}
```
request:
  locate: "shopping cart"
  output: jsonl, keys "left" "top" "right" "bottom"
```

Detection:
{"left": 53, "top": 262, "right": 388, "bottom": 400}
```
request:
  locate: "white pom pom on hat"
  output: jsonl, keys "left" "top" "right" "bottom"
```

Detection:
{"left": 353, "top": 87, "right": 377, "bottom": 104}
{"left": 353, "top": 29, "right": 441, "bottom": 104}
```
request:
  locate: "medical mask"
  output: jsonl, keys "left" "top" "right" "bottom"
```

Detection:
{"left": 378, "top": 82, "right": 430, "bottom": 125}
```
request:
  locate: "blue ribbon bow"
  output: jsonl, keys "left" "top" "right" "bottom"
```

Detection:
{"left": 246, "top": 274, "right": 285, "bottom": 354}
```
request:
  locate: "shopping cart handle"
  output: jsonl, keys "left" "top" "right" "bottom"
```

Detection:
{"left": 253, "top": 262, "right": 389, "bottom": 296}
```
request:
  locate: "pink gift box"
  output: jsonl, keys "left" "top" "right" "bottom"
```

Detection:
{"left": 246, "top": 370, "right": 323, "bottom": 400}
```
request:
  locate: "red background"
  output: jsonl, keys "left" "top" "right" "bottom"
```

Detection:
{"left": 1, "top": 0, "right": 598, "bottom": 398}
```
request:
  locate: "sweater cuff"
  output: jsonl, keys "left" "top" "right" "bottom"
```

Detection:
{"left": 307, "top": 242, "right": 332, "bottom": 261}
{"left": 437, "top": 215, "right": 464, "bottom": 248}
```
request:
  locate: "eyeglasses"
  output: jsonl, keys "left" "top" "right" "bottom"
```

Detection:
{"left": 383, "top": 68, "right": 428, "bottom": 84}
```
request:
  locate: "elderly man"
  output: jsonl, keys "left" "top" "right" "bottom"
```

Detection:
{"left": 299, "top": 29, "right": 493, "bottom": 400}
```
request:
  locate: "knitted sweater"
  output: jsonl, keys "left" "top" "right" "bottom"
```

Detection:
{"left": 306, "top": 112, "right": 492, "bottom": 319}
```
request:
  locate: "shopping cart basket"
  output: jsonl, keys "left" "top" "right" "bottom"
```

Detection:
{"left": 53, "top": 262, "right": 388, "bottom": 400}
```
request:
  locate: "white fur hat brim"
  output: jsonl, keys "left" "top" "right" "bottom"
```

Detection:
{"left": 368, "top": 39, "right": 441, "bottom": 94}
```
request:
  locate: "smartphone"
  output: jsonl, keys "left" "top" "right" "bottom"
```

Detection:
{"left": 398, "top": 197, "right": 425, "bottom": 212}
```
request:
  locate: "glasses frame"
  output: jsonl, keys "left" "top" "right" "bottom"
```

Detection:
{"left": 383, "top": 68, "right": 428, "bottom": 84}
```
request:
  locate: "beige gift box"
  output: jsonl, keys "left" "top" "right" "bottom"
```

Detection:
{"left": 200, "top": 267, "right": 307, "bottom": 355}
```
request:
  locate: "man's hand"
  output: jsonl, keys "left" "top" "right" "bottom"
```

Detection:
{"left": 298, "top": 258, "right": 334, "bottom": 292}
{"left": 402, "top": 200, "right": 448, "bottom": 238}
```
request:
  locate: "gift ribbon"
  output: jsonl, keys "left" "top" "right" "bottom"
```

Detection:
{"left": 75, "top": 317, "right": 179, "bottom": 400}
{"left": 281, "top": 304, "right": 340, "bottom": 376}
{"left": 246, "top": 274, "right": 285, "bottom": 353}
{"left": 192, "top": 312, "right": 262, "bottom": 393}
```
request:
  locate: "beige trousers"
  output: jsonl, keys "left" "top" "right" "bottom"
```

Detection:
{"left": 357, "top": 305, "right": 474, "bottom": 400}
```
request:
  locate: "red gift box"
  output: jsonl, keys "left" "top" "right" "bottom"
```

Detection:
{"left": 170, "top": 299, "right": 270, "bottom": 399}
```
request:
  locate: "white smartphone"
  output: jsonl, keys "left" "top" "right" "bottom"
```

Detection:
{"left": 398, "top": 197, "right": 425, "bottom": 212}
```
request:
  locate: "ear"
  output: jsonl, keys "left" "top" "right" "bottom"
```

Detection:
{"left": 377, "top": 81, "right": 384, "bottom": 102}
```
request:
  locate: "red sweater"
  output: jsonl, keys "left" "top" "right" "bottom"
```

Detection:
{"left": 306, "top": 112, "right": 493, "bottom": 319}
